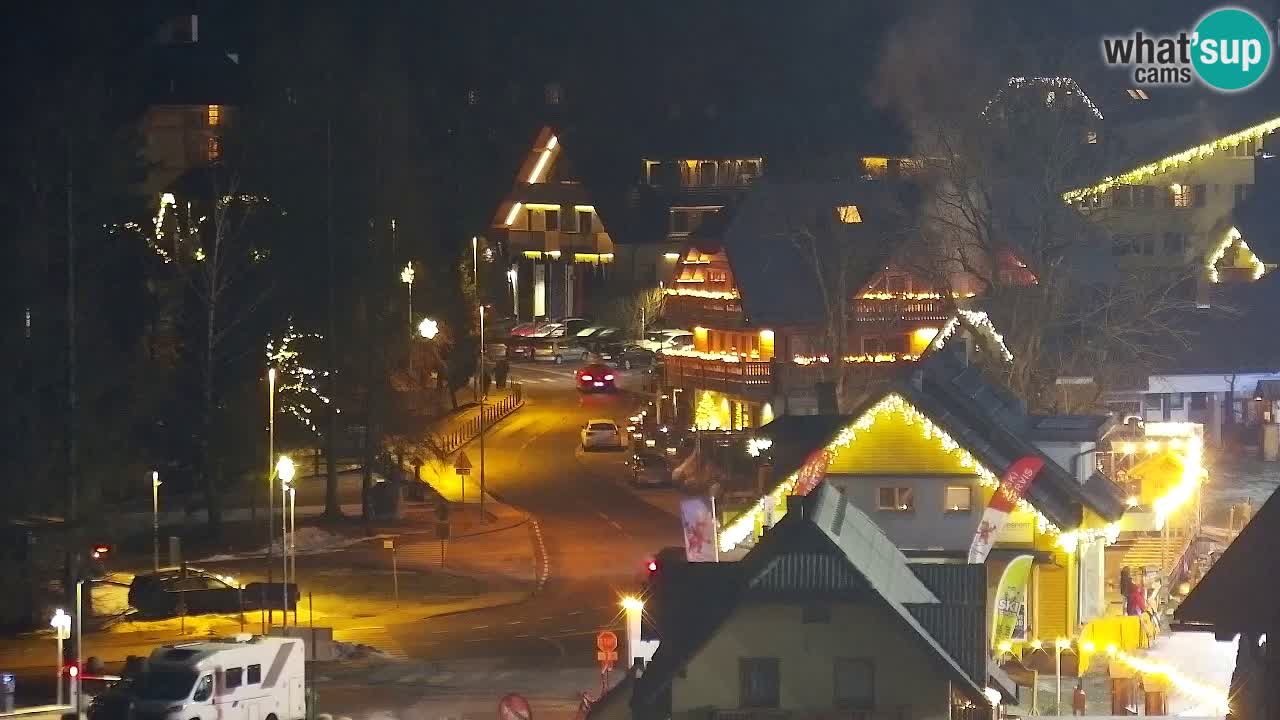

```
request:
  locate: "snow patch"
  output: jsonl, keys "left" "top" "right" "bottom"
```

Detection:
{"left": 198, "top": 528, "right": 395, "bottom": 562}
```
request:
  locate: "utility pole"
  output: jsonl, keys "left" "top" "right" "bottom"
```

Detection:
{"left": 479, "top": 304, "right": 486, "bottom": 523}
{"left": 324, "top": 109, "right": 340, "bottom": 518}
{"left": 65, "top": 133, "right": 82, "bottom": 616}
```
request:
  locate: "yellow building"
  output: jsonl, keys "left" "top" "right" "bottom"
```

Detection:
{"left": 731, "top": 351, "right": 1128, "bottom": 676}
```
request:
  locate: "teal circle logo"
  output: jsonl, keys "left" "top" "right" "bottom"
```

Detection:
{"left": 1192, "top": 7, "right": 1272, "bottom": 91}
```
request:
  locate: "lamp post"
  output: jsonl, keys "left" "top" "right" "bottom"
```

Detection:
{"left": 472, "top": 236, "right": 480, "bottom": 401}
{"left": 151, "top": 471, "right": 161, "bottom": 571}
{"left": 507, "top": 267, "right": 518, "bottom": 319}
{"left": 1055, "top": 637, "right": 1071, "bottom": 715}
{"left": 621, "top": 596, "right": 644, "bottom": 670}
{"left": 50, "top": 609, "right": 70, "bottom": 705}
{"left": 401, "top": 262, "right": 415, "bottom": 372}
{"left": 276, "top": 454, "right": 295, "bottom": 627}
{"left": 266, "top": 368, "right": 276, "bottom": 624}
{"left": 478, "top": 304, "right": 486, "bottom": 523}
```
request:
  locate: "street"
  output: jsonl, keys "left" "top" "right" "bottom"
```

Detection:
{"left": 2, "top": 361, "right": 684, "bottom": 718}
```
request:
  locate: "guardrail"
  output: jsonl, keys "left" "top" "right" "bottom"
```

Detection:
{"left": 438, "top": 383, "right": 524, "bottom": 454}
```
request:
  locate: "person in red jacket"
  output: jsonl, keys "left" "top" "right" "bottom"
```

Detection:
{"left": 1128, "top": 579, "right": 1147, "bottom": 615}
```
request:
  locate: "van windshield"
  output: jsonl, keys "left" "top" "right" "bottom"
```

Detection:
{"left": 139, "top": 668, "right": 198, "bottom": 701}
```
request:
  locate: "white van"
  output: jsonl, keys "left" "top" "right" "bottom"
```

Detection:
{"left": 132, "top": 636, "right": 304, "bottom": 720}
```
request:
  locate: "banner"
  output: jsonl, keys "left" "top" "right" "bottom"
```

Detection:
{"left": 991, "top": 554, "right": 1034, "bottom": 651}
{"left": 791, "top": 449, "right": 831, "bottom": 497}
{"left": 680, "top": 496, "right": 719, "bottom": 562}
{"left": 967, "top": 455, "right": 1045, "bottom": 564}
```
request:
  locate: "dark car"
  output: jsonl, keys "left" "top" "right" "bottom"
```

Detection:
{"left": 628, "top": 451, "right": 672, "bottom": 487}
{"left": 575, "top": 363, "right": 617, "bottom": 392}
{"left": 610, "top": 344, "right": 657, "bottom": 370}
{"left": 128, "top": 567, "right": 242, "bottom": 617}
{"left": 578, "top": 328, "right": 623, "bottom": 359}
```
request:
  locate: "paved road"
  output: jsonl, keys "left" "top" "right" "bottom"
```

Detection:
{"left": 363, "top": 362, "right": 683, "bottom": 664}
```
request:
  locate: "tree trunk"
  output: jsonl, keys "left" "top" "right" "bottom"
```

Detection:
{"left": 323, "top": 116, "right": 341, "bottom": 518}
{"left": 202, "top": 281, "right": 222, "bottom": 536}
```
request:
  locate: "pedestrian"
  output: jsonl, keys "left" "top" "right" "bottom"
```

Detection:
{"left": 1120, "top": 566, "right": 1133, "bottom": 614}
{"left": 1072, "top": 680, "right": 1087, "bottom": 715}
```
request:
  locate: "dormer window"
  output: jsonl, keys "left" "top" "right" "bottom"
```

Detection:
{"left": 836, "top": 205, "right": 862, "bottom": 223}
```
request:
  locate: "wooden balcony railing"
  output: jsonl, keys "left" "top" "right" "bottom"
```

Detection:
{"left": 853, "top": 297, "right": 950, "bottom": 322}
{"left": 663, "top": 294, "right": 745, "bottom": 327}
{"left": 662, "top": 354, "right": 772, "bottom": 397}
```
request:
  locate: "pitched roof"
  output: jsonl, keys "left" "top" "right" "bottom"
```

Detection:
{"left": 756, "top": 351, "right": 1127, "bottom": 527}
{"left": 633, "top": 484, "right": 991, "bottom": 711}
{"left": 715, "top": 180, "right": 917, "bottom": 326}
{"left": 1176, "top": 484, "right": 1280, "bottom": 637}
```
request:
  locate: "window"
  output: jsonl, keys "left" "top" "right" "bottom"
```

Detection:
{"left": 836, "top": 205, "right": 863, "bottom": 223}
{"left": 1234, "top": 184, "right": 1252, "bottom": 204}
{"left": 707, "top": 269, "right": 728, "bottom": 283}
{"left": 578, "top": 210, "right": 593, "bottom": 234}
{"left": 224, "top": 667, "right": 243, "bottom": 690}
{"left": 545, "top": 208, "right": 559, "bottom": 232}
{"left": 878, "top": 487, "right": 914, "bottom": 512}
{"left": 1133, "top": 186, "right": 1155, "bottom": 208}
{"left": 466, "top": 88, "right": 479, "bottom": 105}
{"left": 739, "top": 658, "right": 780, "bottom": 708}
{"left": 944, "top": 486, "right": 972, "bottom": 512}
{"left": 1111, "top": 186, "right": 1132, "bottom": 208}
{"left": 1168, "top": 393, "right": 1185, "bottom": 410}
{"left": 207, "top": 136, "right": 221, "bottom": 161}
{"left": 1086, "top": 130, "right": 1098, "bottom": 144}
{"left": 562, "top": 209, "right": 579, "bottom": 233}
{"left": 193, "top": 675, "right": 214, "bottom": 703}
{"left": 544, "top": 82, "right": 562, "bottom": 105}
{"left": 246, "top": 665, "right": 261, "bottom": 684}
{"left": 1169, "top": 184, "right": 1191, "bottom": 207}
{"left": 802, "top": 603, "right": 831, "bottom": 624}
{"left": 1163, "top": 232, "right": 1187, "bottom": 255}
{"left": 207, "top": 105, "right": 221, "bottom": 127}
{"left": 1137, "top": 233, "right": 1155, "bottom": 256}
{"left": 833, "top": 658, "right": 875, "bottom": 710}
{"left": 885, "top": 275, "right": 908, "bottom": 293}
{"left": 699, "top": 161, "right": 718, "bottom": 186}
{"left": 1192, "top": 184, "right": 1207, "bottom": 207}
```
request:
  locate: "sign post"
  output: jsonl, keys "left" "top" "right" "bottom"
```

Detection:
{"left": 454, "top": 451, "right": 472, "bottom": 506}
{"left": 596, "top": 631, "right": 619, "bottom": 695}
{"left": 50, "top": 609, "right": 70, "bottom": 705}
{"left": 383, "top": 539, "right": 399, "bottom": 607}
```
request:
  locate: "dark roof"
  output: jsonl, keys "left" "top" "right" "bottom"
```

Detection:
{"left": 1176, "top": 483, "right": 1280, "bottom": 637}
{"left": 1027, "top": 414, "right": 1115, "bottom": 442}
{"left": 756, "top": 352, "right": 1127, "bottom": 527}
{"left": 633, "top": 484, "right": 991, "bottom": 712}
{"left": 144, "top": 44, "right": 244, "bottom": 106}
{"left": 1155, "top": 272, "right": 1280, "bottom": 374}
{"left": 716, "top": 180, "right": 917, "bottom": 326}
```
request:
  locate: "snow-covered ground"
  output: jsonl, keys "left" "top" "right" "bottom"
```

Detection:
{"left": 1144, "top": 631, "right": 1237, "bottom": 717}
{"left": 199, "top": 527, "right": 393, "bottom": 562}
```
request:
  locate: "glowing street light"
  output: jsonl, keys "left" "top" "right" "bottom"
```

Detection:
{"left": 621, "top": 595, "right": 645, "bottom": 669}
{"left": 51, "top": 608, "right": 71, "bottom": 705}
{"left": 151, "top": 471, "right": 162, "bottom": 571}
{"left": 507, "top": 267, "right": 518, "bottom": 318}
{"left": 418, "top": 317, "right": 440, "bottom": 340}
{"left": 276, "top": 454, "right": 295, "bottom": 626}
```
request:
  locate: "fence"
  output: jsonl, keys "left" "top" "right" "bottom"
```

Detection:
{"left": 438, "top": 383, "right": 524, "bottom": 454}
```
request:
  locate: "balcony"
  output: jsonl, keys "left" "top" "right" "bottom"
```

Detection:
{"left": 854, "top": 297, "right": 950, "bottom": 323}
{"left": 663, "top": 293, "right": 745, "bottom": 328}
{"left": 662, "top": 353, "right": 772, "bottom": 399}
{"left": 505, "top": 230, "right": 614, "bottom": 256}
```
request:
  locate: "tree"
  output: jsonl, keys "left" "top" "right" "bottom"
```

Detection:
{"left": 601, "top": 287, "right": 666, "bottom": 340}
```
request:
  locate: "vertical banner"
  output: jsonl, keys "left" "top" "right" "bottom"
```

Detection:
{"left": 791, "top": 449, "right": 831, "bottom": 497}
{"left": 991, "top": 554, "right": 1034, "bottom": 651}
{"left": 968, "top": 455, "right": 1045, "bottom": 564}
{"left": 680, "top": 496, "right": 719, "bottom": 562}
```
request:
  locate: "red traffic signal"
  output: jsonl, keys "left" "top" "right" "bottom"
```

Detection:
{"left": 646, "top": 559, "right": 658, "bottom": 573}
{"left": 91, "top": 544, "right": 112, "bottom": 559}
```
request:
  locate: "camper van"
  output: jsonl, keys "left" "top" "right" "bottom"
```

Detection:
{"left": 132, "top": 636, "right": 304, "bottom": 720}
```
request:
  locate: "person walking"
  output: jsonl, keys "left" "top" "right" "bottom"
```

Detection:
{"left": 1120, "top": 566, "right": 1134, "bottom": 614}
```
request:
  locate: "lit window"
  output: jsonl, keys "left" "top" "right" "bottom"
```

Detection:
{"left": 207, "top": 136, "right": 221, "bottom": 161}
{"left": 860, "top": 157, "right": 888, "bottom": 178}
{"left": 207, "top": 105, "right": 221, "bottom": 127}
{"left": 877, "top": 487, "right": 914, "bottom": 512}
{"left": 836, "top": 205, "right": 862, "bottom": 223}
{"left": 1169, "top": 184, "right": 1190, "bottom": 208}
{"left": 944, "top": 486, "right": 972, "bottom": 512}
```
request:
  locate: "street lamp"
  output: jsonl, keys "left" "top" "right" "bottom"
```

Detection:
{"left": 151, "top": 471, "right": 162, "bottom": 571}
{"left": 418, "top": 317, "right": 439, "bottom": 340}
{"left": 1055, "top": 637, "right": 1071, "bottom": 714}
{"left": 276, "top": 454, "right": 295, "bottom": 626}
{"left": 402, "top": 262, "right": 416, "bottom": 371}
{"left": 50, "top": 609, "right": 70, "bottom": 705}
{"left": 507, "top": 267, "right": 518, "bottom": 319}
{"left": 266, "top": 367, "right": 277, "bottom": 624}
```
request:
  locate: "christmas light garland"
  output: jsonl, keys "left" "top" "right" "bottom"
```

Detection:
{"left": 983, "top": 76, "right": 1105, "bottom": 121}
{"left": 1063, "top": 116, "right": 1280, "bottom": 203}
{"left": 267, "top": 321, "right": 336, "bottom": 436}
{"left": 662, "top": 287, "right": 740, "bottom": 300}
{"left": 933, "top": 310, "right": 1014, "bottom": 362}
{"left": 1206, "top": 226, "right": 1268, "bottom": 283}
{"left": 719, "top": 391, "right": 1120, "bottom": 552}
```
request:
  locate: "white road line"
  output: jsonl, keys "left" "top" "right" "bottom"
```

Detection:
{"left": 506, "top": 620, "right": 523, "bottom": 625}
{"left": 568, "top": 610, "right": 584, "bottom": 616}
{"left": 609, "top": 520, "right": 623, "bottom": 531}
{"left": 471, "top": 624, "right": 490, "bottom": 629}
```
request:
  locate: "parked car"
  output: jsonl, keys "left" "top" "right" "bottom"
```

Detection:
{"left": 628, "top": 451, "right": 672, "bottom": 487}
{"left": 510, "top": 321, "right": 548, "bottom": 337}
{"left": 639, "top": 329, "right": 694, "bottom": 352}
{"left": 579, "top": 328, "right": 623, "bottom": 359}
{"left": 128, "top": 567, "right": 242, "bottom": 617}
{"left": 610, "top": 344, "right": 657, "bottom": 370}
{"left": 530, "top": 337, "right": 581, "bottom": 363}
{"left": 580, "top": 419, "right": 626, "bottom": 450}
{"left": 575, "top": 363, "right": 617, "bottom": 392}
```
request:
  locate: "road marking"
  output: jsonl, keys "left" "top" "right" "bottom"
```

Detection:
{"left": 515, "top": 633, "right": 532, "bottom": 638}
{"left": 568, "top": 610, "right": 584, "bottom": 616}
{"left": 609, "top": 520, "right": 623, "bottom": 531}
{"left": 506, "top": 620, "right": 523, "bottom": 625}
{"left": 540, "top": 616, "right": 554, "bottom": 621}
{"left": 471, "top": 624, "right": 490, "bottom": 629}
{"left": 531, "top": 517, "right": 551, "bottom": 590}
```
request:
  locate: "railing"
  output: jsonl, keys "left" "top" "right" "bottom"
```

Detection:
{"left": 438, "top": 383, "right": 524, "bottom": 454}
{"left": 663, "top": 294, "right": 745, "bottom": 326}
{"left": 662, "top": 355, "right": 772, "bottom": 397}
{"left": 854, "top": 297, "right": 950, "bottom": 322}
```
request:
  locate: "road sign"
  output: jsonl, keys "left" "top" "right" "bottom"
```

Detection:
{"left": 596, "top": 630, "right": 618, "bottom": 653}
{"left": 596, "top": 650, "right": 618, "bottom": 664}
{"left": 455, "top": 451, "right": 473, "bottom": 475}
{"left": 498, "top": 693, "right": 533, "bottom": 720}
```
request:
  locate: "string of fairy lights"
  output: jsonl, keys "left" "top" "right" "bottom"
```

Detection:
{"left": 266, "top": 321, "right": 336, "bottom": 436}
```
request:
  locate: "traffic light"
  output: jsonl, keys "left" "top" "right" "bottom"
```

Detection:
{"left": 646, "top": 558, "right": 659, "bottom": 576}
{"left": 90, "top": 544, "right": 112, "bottom": 560}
